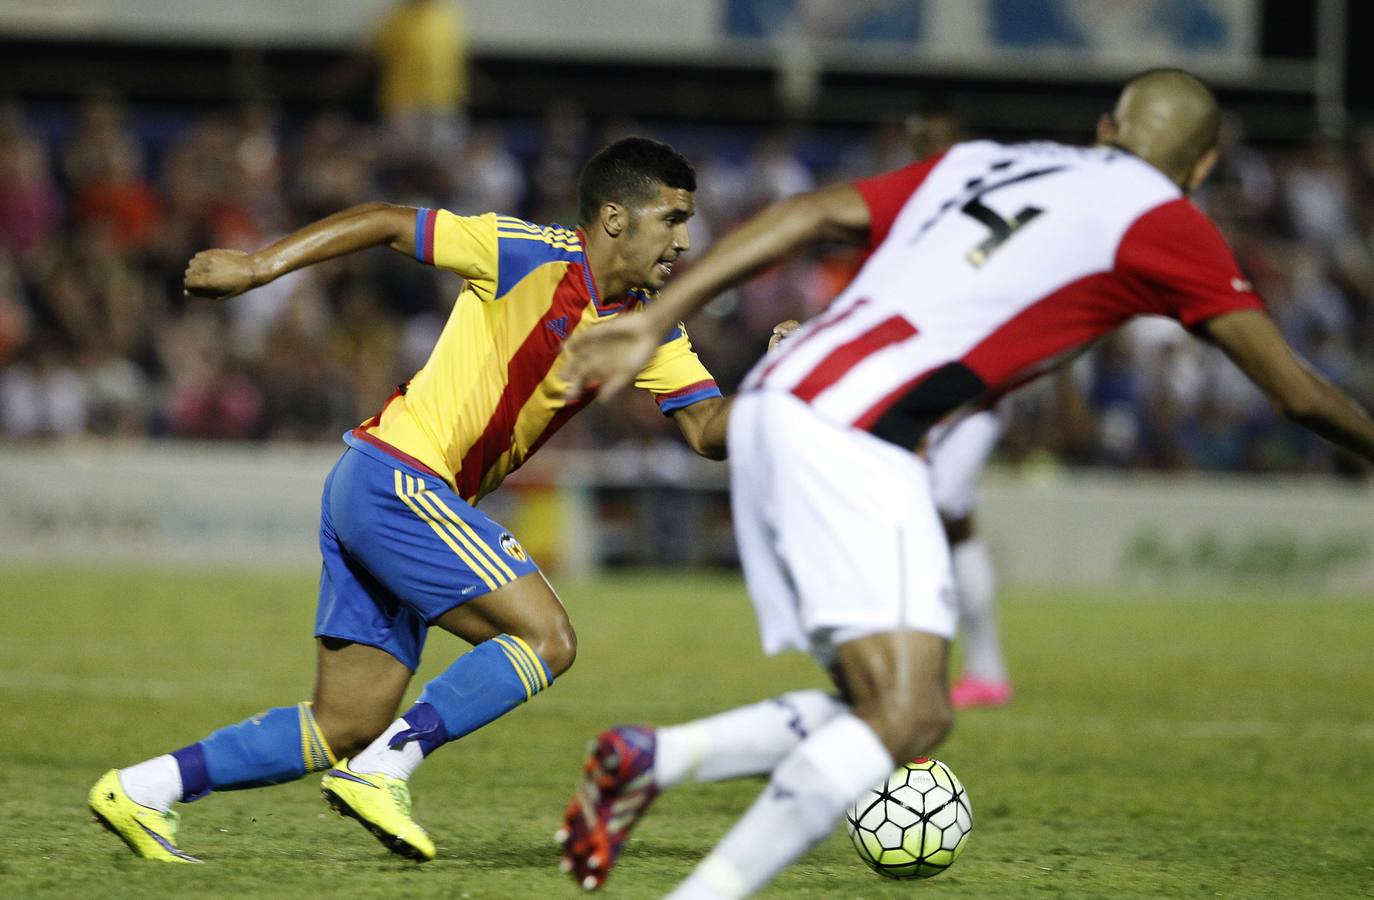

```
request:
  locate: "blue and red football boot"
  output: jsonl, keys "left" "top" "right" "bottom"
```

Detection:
{"left": 557, "top": 725, "right": 659, "bottom": 890}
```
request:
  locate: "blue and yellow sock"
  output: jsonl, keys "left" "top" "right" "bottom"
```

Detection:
{"left": 396, "top": 634, "right": 554, "bottom": 755}
{"left": 172, "top": 701, "right": 336, "bottom": 801}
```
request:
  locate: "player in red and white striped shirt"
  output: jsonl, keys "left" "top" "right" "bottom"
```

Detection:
{"left": 557, "top": 70, "right": 1374, "bottom": 897}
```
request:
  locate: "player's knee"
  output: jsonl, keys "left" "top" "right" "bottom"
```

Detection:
{"left": 542, "top": 627, "right": 577, "bottom": 678}
{"left": 520, "top": 620, "right": 577, "bottom": 678}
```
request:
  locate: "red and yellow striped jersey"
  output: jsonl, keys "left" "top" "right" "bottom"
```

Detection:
{"left": 349, "top": 209, "right": 721, "bottom": 503}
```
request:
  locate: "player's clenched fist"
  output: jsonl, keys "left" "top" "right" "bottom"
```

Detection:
{"left": 184, "top": 249, "right": 257, "bottom": 300}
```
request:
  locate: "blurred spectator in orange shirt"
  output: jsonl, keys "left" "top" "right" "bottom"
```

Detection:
{"left": 72, "top": 143, "right": 163, "bottom": 253}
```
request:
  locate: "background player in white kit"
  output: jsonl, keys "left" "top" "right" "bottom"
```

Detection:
{"left": 556, "top": 70, "right": 1374, "bottom": 898}
{"left": 927, "top": 407, "right": 1010, "bottom": 707}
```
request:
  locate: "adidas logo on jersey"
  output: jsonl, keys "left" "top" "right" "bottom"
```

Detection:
{"left": 546, "top": 316, "right": 569, "bottom": 339}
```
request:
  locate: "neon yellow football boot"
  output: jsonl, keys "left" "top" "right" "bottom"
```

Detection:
{"left": 88, "top": 769, "right": 201, "bottom": 863}
{"left": 321, "top": 759, "right": 436, "bottom": 861}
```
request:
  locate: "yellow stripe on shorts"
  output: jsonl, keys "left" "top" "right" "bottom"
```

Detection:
{"left": 424, "top": 491, "right": 518, "bottom": 582}
{"left": 393, "top": 470, "right": 499, "bottom": 591}
{"left": 406, "top": 477, "right": 512, "bottom": 587}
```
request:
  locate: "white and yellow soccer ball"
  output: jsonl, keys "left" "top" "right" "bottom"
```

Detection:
{"left": 845, "top": 757, "right": 972, "bottom": 879}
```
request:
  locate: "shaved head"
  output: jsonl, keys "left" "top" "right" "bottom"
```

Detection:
{"left": 1105, "top": 69, "right": 1221, "bottom": 188}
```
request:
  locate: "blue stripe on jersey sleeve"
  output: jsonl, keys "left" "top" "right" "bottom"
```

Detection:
{"left": 495, "top": 219, "right": 583, "bottom": 300}
{"left": 413, "top": 208, "right": 437, "bottom": 264}
{"left": 657, "top": 384, "right": 723, "bottom": 415}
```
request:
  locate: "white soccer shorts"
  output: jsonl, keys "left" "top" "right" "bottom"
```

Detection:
{"left": 926, "top": 408, "right": 1003, "bottom": 521}
{"left": 728, "top": 392, "right": 957, "bottom": 666}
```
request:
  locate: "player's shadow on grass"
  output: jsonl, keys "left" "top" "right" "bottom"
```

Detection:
{"left": 439, "top": 836, "right": 707, "bottom": 869}
{"left": 437, "top": 841, "right": 553, "bottom": 869}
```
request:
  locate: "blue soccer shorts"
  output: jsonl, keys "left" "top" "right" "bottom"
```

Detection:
{"left": 315, "top": 435, "right": 540, "bottom": 671}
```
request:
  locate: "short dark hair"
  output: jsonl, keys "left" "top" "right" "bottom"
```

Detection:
{"left": 577, "top": 137, "right": 696, "bottom": 227}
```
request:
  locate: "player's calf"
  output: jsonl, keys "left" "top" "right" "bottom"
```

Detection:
{"left": 528, "top": 624, "right": 577, "bottom": 678}
{"left": 667, "top": 713, "right": 895, "bottom": 899}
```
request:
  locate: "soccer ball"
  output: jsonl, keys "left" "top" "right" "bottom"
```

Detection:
{"left": 845, "top": 757, "right": 972, "bottom": 879}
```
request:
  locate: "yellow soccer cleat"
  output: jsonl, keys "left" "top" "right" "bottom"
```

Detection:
{"left": 321, "top": 759, "right": 436, "bottom": 862}
{"left": 88, "top": 769, "right": 202, "bottom": 863}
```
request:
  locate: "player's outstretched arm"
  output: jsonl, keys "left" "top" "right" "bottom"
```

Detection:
{"left": 1204, "top": 309, "right": 1374, "bottom": 464}
{"left": 645, "top": 184, "right": 869, "bottom": 339}
{"left": 183, "top": 202, "right": 417, "bottom": 300}
{"left": 667, "top": 319, "right": 802, "bottom": 459}
{"left": 560, "top": 185, "right": 869, "bottom": 400}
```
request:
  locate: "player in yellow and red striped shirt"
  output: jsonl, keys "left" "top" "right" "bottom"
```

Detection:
{"left": 89, "top": 139, "right": 738, "bottom": 864}
{"left": 360, "top": 204, "right": 723, "bottom": 501}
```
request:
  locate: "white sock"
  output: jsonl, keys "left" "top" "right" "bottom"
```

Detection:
{"left": 654, "top": 690, "right": 847, "bottom": 789}
{"left": 667, "top": 713, "right": 894, "bottom": 899}
{"left": 954, "top": 538, "right": 1008, "bottom": 682}
{"left": 118, "top": 754, "right": 182, "bottom": 813}
{"left": 348, "top": 719, "right": 425, "bottom": 781}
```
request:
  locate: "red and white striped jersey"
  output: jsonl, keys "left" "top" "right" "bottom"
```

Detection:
{"left": 743, "top": 140, "right": 1265, "bottom": 448}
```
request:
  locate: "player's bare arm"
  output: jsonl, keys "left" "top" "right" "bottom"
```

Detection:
{"left": 671, "top": 395, "right": 731, "bottom": 460}
{"left": 650, "top": 182, "right": 871, "bottom": 326}
{"left": 561, "top": 184, "right": 870, "bottom": 400}
{"left": 184, "top": 202, "right": 417, "bottom": 299}
{"left": 1203, "top": 309, "right": 1374, "bottom": 464}
{"left": 668, "top": 318, "right": 802, "bottom": 459}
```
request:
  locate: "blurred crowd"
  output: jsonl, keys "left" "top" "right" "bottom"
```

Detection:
{"left": 1, "top": 92, "right": 1373, "bottom": 476}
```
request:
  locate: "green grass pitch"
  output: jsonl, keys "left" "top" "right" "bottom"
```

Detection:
{"left": 1, "top": 567, "right": 1371, "bottom": 898}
